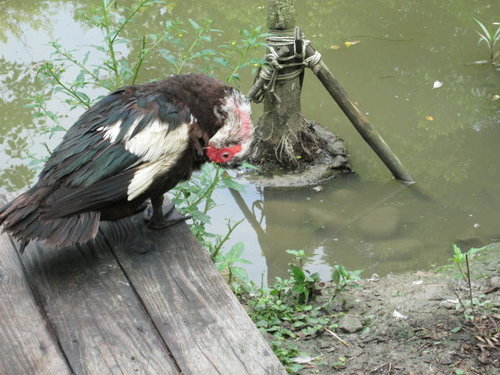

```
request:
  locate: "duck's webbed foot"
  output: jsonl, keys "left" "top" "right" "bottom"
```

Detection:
{"left": 144, "top": 195, "right": 190, "bottom": 229}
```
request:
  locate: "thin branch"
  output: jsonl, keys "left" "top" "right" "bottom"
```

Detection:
{"left": 101, "top": 0, "right": 120, "bottom": 83}
{"left": 110, "top": 0, "right": 151, "bottom": 44}
{"left": 131, "top": 36, "right": 147, "bottom": 85}
{"left": 175, "top": 27, "right": 207, "bottom": 74}
{"left": 51, "top": 47, "right": 108, "bottom": 90}
{"left": 48, "top": 71, "right": 91, "bottom": 108}
{"left": 210, "top": 219, "right": 244, "bottom": 260}
{"left": 131, "top": 31, "right": 170, "bottom": 84}
{"left": 465, "top": 254, "right": 474, "bottom": 313}
{"left": 324, "top": 327, "right": 349, "bottom": 347}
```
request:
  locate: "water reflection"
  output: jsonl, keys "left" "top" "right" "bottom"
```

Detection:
{"left": 0, "top": 58, "right": 42, "bottom": 190}
{"left": 0, "top": 0, "right": 499, "bottom": 281}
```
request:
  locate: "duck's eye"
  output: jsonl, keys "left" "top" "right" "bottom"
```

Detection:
{"left": 222, "top": 152, "right": 230, "bottom": 160}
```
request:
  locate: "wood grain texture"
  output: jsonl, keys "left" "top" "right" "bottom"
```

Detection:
{"left": 101, "top": 211, "right": 287, "bottom": 375}
{"left": 2, "top": 188, "right": 285, "bottom": 375}
{"left": 0, "top": 196, "right": 72, "bottom": 375}
{"left": 20, "top": 233, "right": 180, "bottom": 375}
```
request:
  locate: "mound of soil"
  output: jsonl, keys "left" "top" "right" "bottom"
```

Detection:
{"left": 282, "top": 244, "right": 499, "bottom": 374}
{"left": 248, "top": 121, "right": 351, "bottom": 188}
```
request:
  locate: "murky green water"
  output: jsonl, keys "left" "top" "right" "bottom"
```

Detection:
{"left": 1, "top": 0, "right": 499, "bottom": 281}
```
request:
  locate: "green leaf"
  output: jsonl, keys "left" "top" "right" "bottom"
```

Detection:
{"left": 82, "top": 51, "right": 90, "bottom": 65}
{"left": 228, "top": 242, "right": 245, "bottom": 259}
{"left": 474, "top": 18, "right": 493, "bottom": 42}
{"left": 291, "top": 266, "right": 305, "bottom": 283}
{"left": 188, "top": 18, "right": 201, "bottom": 31}
{"left": 200, "top": 34, "right": 212, "bottom": 43}
{"left": 159, "top": 49, "right": 178, "bottom": 66}
{"left": 231, "top": 267, "right": 249, "bottom": 281}
{"left": 213, "top": 57, "right": 230, "bottom": 68}
{"left": 190, "top": 210, "right": 211, "bottom": 224}
{"left": 76, "top": 91, "right": 90, "bottom": 103}
{"left": 286, "top": 249, "right": 304, "bottom": 258}
{"left": 221, "top": 176, "right": 245, "bottom": 192}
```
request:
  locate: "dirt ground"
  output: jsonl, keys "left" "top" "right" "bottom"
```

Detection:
{"left": 285, "top": 244, "right": 499, "bottom": 374}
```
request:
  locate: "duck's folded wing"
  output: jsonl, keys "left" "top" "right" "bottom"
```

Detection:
{"left": 40, "top": 90, "right": 195, "bottom": 219}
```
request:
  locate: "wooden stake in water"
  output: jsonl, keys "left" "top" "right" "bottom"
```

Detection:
{"left": 305, "top": 44, "right": 415, "bottom": 184}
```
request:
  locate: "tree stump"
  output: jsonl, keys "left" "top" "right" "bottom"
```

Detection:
{"left": 249, "top": 0, "right": 350, "bottom": 187}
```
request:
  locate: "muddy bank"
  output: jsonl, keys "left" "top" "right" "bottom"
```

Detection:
{"left": 277, "top": 244, "right": 499, "bottom": 374}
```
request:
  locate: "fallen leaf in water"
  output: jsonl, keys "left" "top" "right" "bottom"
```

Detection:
{"left": 328, "top": 45, "right": 341, "bottom": 50}
{"left": 432, "top": 80, "right": 443, "bottom": 89}
{"left": 425, "top": 115, "right": 434, "bottom": 121}
{"left": 344, "top": 40, "right": 361, "bottom": 47}
{"left": 470, "top": 60, "right": 490, "bottom": 65}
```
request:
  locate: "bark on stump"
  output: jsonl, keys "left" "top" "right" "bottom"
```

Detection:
{"left": 249, "top": 0, "right": 350, "bottom": 187}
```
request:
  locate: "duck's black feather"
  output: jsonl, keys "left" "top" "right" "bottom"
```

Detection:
{"left": 41, "top": 170, "right": 134, "bottom": 219}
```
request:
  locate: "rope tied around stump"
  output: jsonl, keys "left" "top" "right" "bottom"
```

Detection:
{"left": 253, "top": 27, "right": 322, "bottom": 103}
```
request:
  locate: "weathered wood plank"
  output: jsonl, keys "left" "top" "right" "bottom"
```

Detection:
{"left": 20, "top": 234, "right": 180, "bottom": 375}
{"left": 0, "top": 198, "right": 72, "bottom": 375}
{"left": 102, "top": 212, "right": 286, "bottom": 375}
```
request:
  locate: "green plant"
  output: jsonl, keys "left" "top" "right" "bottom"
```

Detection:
{"left": 437, "top": 244, "right": 486, "bottom": 319}
{"left": 170, "top": 164, "right": 245, "bottom": 255}
{"left": 217, "top": 26, "right": 268, "bottom": 84}
{"left": 39, "top": 0, "right": 172, "bottom": 108}
{"left": 159, "top": 18, "right": 223, "bottom": 76}
{"left": 331, "top": 356, "right": 347, "bottom": 369}
{"left": 215, "top": 242, "right": 251, "bottom": 284}
{"left": 270, "top": 340, "right": 303, "bottom": 373}
{"left": 473, "top": 18, "right": 500, "bottom": 64}
{"left": 447, "top": 244, "right": 484, "bottom": 280}
{"left": 30, "top": 0, "right": 267, "bottom": 146}
{"left": 238, "top": 258, "right": 366, "bottom": 372}
{"left": 331, "top": 264, "right": 363, "bottom": 294}
{"left": 247, "top": 289, "right": 331, "bottom": 373}
{"left": 285, "top": 249, "right": 320, "bottom": 304}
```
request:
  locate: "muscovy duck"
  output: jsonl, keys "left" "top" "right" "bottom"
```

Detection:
{"left": 0, "top": 73, "right": 253, "bottom": 250}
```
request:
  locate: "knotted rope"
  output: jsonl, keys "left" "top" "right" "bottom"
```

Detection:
{"left": 253, "top": 27, "right": 322, "bottom": 103}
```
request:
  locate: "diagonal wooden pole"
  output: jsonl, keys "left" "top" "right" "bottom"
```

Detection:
{"left": 304, "top": 44, "right": 414, "bottom": 184}
{"left": 246, "top": 22, "right": 414, "bottom": 184}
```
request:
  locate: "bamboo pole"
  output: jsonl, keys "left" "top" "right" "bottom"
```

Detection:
{"left": 305, "top": 44, "right": 414, "bottom": 184}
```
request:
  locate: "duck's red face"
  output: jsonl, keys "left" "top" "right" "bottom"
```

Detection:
{"left": 207, "top": 90, "right": 253, "bottom": 164}
{"left": 205, "top": 144, "right": 242, "bottom": 163}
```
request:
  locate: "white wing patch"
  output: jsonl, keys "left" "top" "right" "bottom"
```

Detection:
{"left": 98, "top": 117, "right": 143, "bottom": 143}
{"left": 99, "top": 114, "right": 192, "bottom": 201}
{"left": 126, "top": 122, "right": 191, "bottom": 201}
{"left": 125, "top": 119, "right": 174, "bottom": 162}
{"left": 98, "top": 120, "right": 124, "bottom": 143}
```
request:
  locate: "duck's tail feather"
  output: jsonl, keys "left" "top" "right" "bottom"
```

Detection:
{"left": 0, "top": 186, "right": 100, "bottom": 251}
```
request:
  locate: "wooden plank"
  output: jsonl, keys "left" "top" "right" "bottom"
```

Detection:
{"left": 0, "top": 198, "right": 72, "bottom": 375}
{"left": 20, "top": 233, "right": 181, "bottom": 375}
{"left": 101, "top": 211, "right": 287, "bottom": 375}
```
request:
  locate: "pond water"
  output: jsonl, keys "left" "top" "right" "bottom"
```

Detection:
{"left": 1, "top": 0, "right": 498, "bottom": 282}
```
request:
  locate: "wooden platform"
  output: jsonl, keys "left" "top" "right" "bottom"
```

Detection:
{"left": 0, "top": 194, "right": 286, "bottom": 375}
